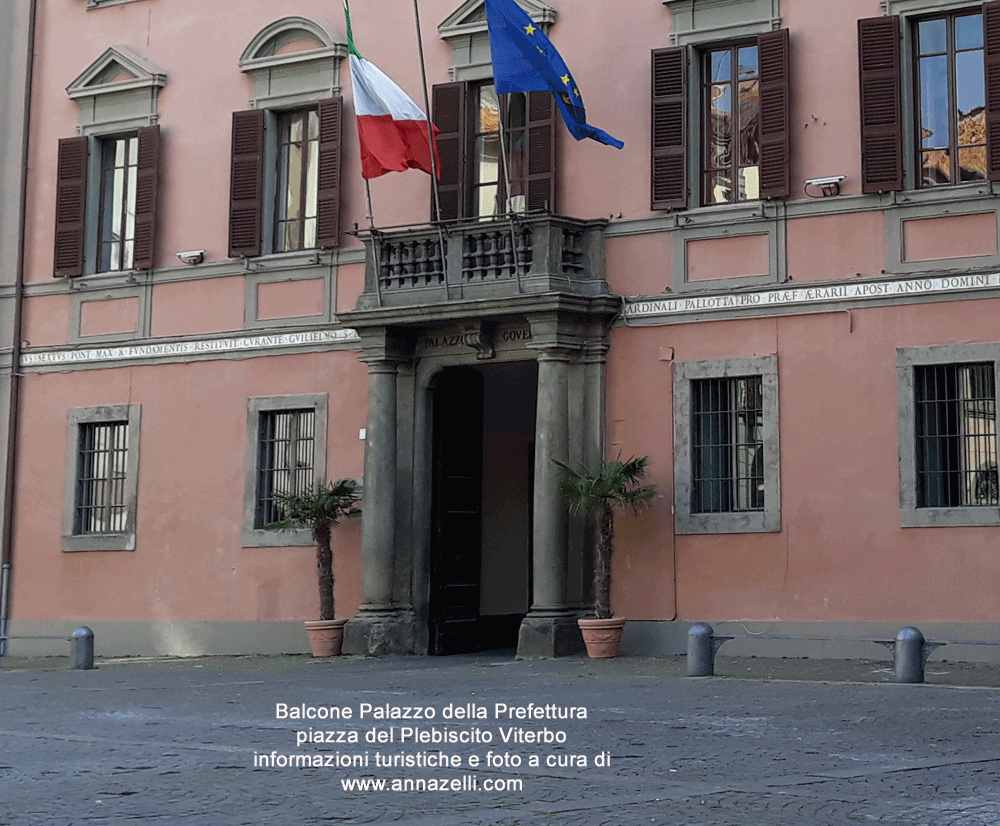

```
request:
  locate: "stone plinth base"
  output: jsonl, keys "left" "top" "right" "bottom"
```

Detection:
{"left": 343, "top": 610, "right": 416, "bottom": 656}
{"left": 516, "top": 614, "right": 585, "bottom": 658}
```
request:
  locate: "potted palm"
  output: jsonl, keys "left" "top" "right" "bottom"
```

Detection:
{"left": 555, "top": 456, "right": 655, "bottom": 658}
{"left": 271, "top": 478, "right": 362, "bottom": 657}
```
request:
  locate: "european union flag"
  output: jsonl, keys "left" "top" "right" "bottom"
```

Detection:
{"left": 484, "top": 0, "right": 624, "bottom": 149}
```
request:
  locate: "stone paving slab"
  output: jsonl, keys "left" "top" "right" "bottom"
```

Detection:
{"left": 1, "top": 652, "right": 999, "bottom": 825}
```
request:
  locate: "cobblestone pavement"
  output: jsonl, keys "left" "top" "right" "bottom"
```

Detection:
{"left": 1, "top": 652, "right": 999, "bottom": 825}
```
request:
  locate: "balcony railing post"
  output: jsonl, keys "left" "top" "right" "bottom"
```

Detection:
{"left": 445, "top": 233, "right": 463, "bottom": 298}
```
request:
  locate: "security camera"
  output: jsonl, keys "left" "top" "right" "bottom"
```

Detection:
{"left": 804, "top": 175, "right": 846, "bottom": 187}
{"left": 804, "top": 175, "right": 845, "bottom": 197}
{"left": 176, "top": 250, "right": 205, "bottom": 265}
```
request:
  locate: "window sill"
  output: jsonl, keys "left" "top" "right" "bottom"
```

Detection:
{"left": 63, "top": 533, "right": 135, "bottom": 552}
{"left": 242, "top": 527, "right": 314, "bottom": 548}
{"left": 889, "top": 180, "right": 999, "bottom": 208}
{"left": 673, "top": 200, "right": 773, "bottom": 230}
{"left": 87, "top": 0, "right": 148, "bottom": 7}
{"left": 901, "top": 507, "right": 1000, "bottom": 528}
{"left": 675, "top": 510, "right": 780, "bottom": 534}
{"left": 242, "top": 249, "right": 335, "bottom": 273}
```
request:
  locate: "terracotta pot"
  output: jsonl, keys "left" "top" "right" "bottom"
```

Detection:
{"left": 578, "top": 617, "right": 627, "bottom": 658}
{"left": 303, "top": 619, "right": 348, "bottom": 657}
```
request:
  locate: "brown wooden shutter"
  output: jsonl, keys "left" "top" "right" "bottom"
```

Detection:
{"left": 53, "top": 136, "right": 89, "bottom": 278}
{"left": 132, "top": 125, "right": 160, "bottom": 270}
{"left": 985, "top": 2, "right": 1000, "bottom": 180}
{"left": 858, "top": 16, "right": 903, "bottom": 193}
{"left": 432, "top": 82, "right": 466, "bottom": 221}
{"left": 228, "top": 109, "right": 265, "bottom": 258}
{"left": 758, "top": 28, "right": 791, "bottom": 199}
{"left": 525, "top": 91, "right": 557, "bottom": 212}
{"left": 651, "top": 46, "right": 688, "bottom": 210}
{"left": 316, "top": 97, "right": 342, "bottom": 248}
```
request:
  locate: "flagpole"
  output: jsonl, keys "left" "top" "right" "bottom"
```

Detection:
{"left": 411, "top": 0, "right": 450, "bottom": 300}
{"left": 364, "top": 180, "right": 384, "bottom": 308}
{"left": 495, "top": 100, "right": 523, "bottom": 293}
{"left": 344, "top": 0, "right": 384, "bottom": 307}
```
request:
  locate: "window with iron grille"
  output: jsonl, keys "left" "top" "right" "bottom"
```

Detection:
{"left": 674, "top": 356, "right": 780, "bottom": 534}
{"left": 691, "top": 375, "right": 765, "bottom": 512}
{"left": 74, "top": 420, "right": 129, "bottom": 534}
{"left": 897, "top": 345, "right": 1000, "bottom": 527}
{"left": 244, "top": 394, "right": 328, "bottom": 546}
{"left": 254, "top": 408, "right": 316, "bottom": 528}
{"left": 914, "top": 362, "right": 997, "bottom": 507}
{"left": 63, "top": 404, "right": 140, "bottom": 552}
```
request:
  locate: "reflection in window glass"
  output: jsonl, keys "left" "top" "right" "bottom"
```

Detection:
{"left": 703, "top": 46, "right": 760, "bottom": 205}
{"left": 276, "top": 109, "right": 319, "bottom": 251}
{"left": 99, "top": 135, "right": 138, "bottom": 272}
{"left": 917, "top": 12, "right": 985, "bottom": 187}
{"left": 471, "top": 83, "right": 529, "bottom": 218}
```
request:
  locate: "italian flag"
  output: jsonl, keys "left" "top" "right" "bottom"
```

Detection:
{"left": 346, "top": 6, "right": 439, "bottom": 179}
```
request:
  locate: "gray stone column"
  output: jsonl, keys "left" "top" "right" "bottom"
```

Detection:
{"left": 517, "top": 346, "right": 584, "bottom": 657}
{"left": 343, "top": 352, "right": 415, "bottom": 655}
{"left": 359, "top": 359, "right": 397, "bottom": 610}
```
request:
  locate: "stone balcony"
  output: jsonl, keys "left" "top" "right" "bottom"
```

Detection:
{"left": 354, "top": 213, "right": 609, "bottom": 310}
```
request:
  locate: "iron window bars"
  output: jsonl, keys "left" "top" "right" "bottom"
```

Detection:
{"left": 74, "top": 420, "right": 129, "bottom": 534}
{"left": 691, "top": 375, "right": 765, "bottom": 513}
{"left": 254, "top": 408, "right": 316, "bottom": 528}
{"left": 915, "top": 362, "right": 998, "bottom": 507}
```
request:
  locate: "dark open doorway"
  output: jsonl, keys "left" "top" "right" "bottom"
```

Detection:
{"left": 429, "top": 360, "right": 537, "bottom": 654}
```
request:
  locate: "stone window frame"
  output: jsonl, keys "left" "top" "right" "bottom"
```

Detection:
{"left": 64, "top": 46, "right": 165, "bottom": 277}
{"left": 236, "top": 17, "right": 346, "bottom": 259}
{"left": 897, "top": 343, "right": 1000, "bottom": 527}
{"left": 62, "top": 404, "right": 141, "bottom": 552}
{"left": 673, "top": 355, "right": 781, "bottom": 534}
{"left": 243, "top": 394, "right": 328, "bottom": 548}
{"left": 661, "top": 0, "right": 782, "bottom": 212}
{"left": 882, "top": 0, "right": 992, "bottom": 192}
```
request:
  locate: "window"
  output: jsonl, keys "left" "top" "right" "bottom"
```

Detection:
{"left": 691, "top": 375, "right": 765, "bottom": 512}
{"left": 432, "top": 81, "right": 554, "bottom": 220}
{"left": 55, "top": 47, "right": 163, "bottom": 278}
{"left": 75, "top": 420, "right": 130, "bottom": 534}
{"left": 98, "top": 134, "right": 139, "bottom": 272}
{"left": 915, "top": 362, "right": 997, "bottom": 505}
{"left": 858, "top": 4, "right": 1000, "bottom": 193}
{"left": 254, "top": 408, "right": 317, "bottom": 528}
{"left": 62, "top": 405, "right": 141, "bottom": 552}
{"left": 275, "top": 109, "right": 320, "bottom": 252}
{"left": 229, "top": 102, "right": 341, "bottom": 258}
{"left": 898, "top": 345, "right": 1000, "bottom": 526}
{"left": 916, "top": 11, "right": 986, "bottom": 186}
{"left": 651, "top": 28, "right": 789, "bottom": 210}
{"left": 243, "top": 395, "right": 328, "bottom": 547}
{"left": 703, "top": 45, "right": 761, "bottom": 204}
{"left": 674, "top": 356, "right": 780, "bottom": 534}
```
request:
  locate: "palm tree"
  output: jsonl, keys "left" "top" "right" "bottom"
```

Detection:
{"left": 271, "top": 479, "right": 362, "bottom": 621}
{"left": 555, "top": 456, "right": 655, "bottom": 620}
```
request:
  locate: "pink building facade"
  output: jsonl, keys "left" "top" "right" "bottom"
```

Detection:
{"left": 9, "top": 0, "right": 1000, "bottom": 660}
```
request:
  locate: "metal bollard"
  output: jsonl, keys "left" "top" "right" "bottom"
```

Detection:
{"left": 687, "top": 622, "right": 716, "bottom": 676}
{"left": 71, "top": 626, "right": 94, "bottom": 670}
{"left": 895, "top": 626, "right": 925, "bottom": 683}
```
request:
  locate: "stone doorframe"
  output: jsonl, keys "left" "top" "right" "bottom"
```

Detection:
{"left": 339, "top": 293, "right": 620, "bottom": 657}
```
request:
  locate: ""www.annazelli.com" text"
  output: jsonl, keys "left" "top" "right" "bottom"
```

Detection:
{"left": 340, "top": 775, "right": 522, "bottom": 792}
